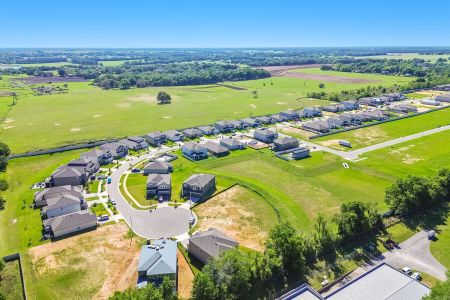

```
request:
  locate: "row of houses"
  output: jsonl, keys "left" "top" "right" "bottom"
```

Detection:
{"left": 321, "top": 100, "right": 359, "bottom": 113}
{"left": 434, "top": 84, "right": 450, "bottom": 91}
{"left": 358, "top": 92, "right": 406, "bottom": 107}
{"left": 181, "top": 138, "right": 246, "bottom": 161}
{"left": 138, "top": 228, "right": 238, "bottom": 287}
{"left": 303, "top": 109, "right": 389, "bottom": 133}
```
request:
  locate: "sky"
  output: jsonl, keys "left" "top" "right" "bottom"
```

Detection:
{"left": 1, "top": 0, "right": 450, "bottom": 48}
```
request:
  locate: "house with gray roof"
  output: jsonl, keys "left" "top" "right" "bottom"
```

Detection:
{"left": 182, "top": 142, "right": 208, "bottom": 161}
{"left": 270, "top": 113, "right": 287, "bottom": 123}
{"left": 202, "top": 141, "right": 230, "bottom": 157}
{"left": 435, "top": 94, "right": 450, "bottom": 103}
{"left": 182, "top": 173, "right": 216, "bottom": 201}
{"left": 163, "top": 130, "right": 184, "bottom": 142}
{"left": 339, "top": 113, "right": 362, "bottom": 126}
{"left": 240, "top": 118, "right": 259, "bottom": 128}
{"left": 81, "top": 149, "right": 113, "bottom": 166}
{"left": 302, "top": 120, "right": 330, "bottom": 133}
{"left": 229, "top": 120, "right": 246, "bottom": 130}
{"left": 255, "top": 116, "right": 273, "bottom": 125}
{"left": 420, "top": 98, "right": 441, "bottom": 106}
{"left": 358, "top": 97, "right": 384, "bottom": 107}
{"left": 48, "top": 166, "right": 87, "bottom": 187}
{"left": 214, "top": 121, "right": 234, "bottom": 133}
{"left": 273, "top": 137, "right": 300, "bottom": 152}
{"left": 188, "top": 228, "right": 238, "bottom": 264}
{"left": 120, "top": 136, "right": 149, "bottom": 150}
{"left": 68, "top": 157, "right": 99, "bottom": 175}
{"left": 380, "top": 92, "right": 405, "bottom": 102}
{"left": 254, "top": 128, "right": 278, "bottom": 143}
{"left": 183, "top": 128, "right": 203, "bottom": 139}
{"left": 341, "top": 100, "right": 360, "bottom": 110}
{"left": 34, "top": 185, "right": 83, "bottom": 208}
{"left": 322, "top": 103, "right": 347, "bottom": 113}
{"left": 146, "top": 174, "right": 171, "bottom": 200}
{"left": 43, "top": 210, "right": 97, "bottom": 239}
{"left": 99, "top": 142, "right": 128, "bottom": 159}
{"left": 303, "top": 107, "right": 322, "bottom": 117}
{"left": 280, "top": 110, "right": 299, "bottom": 120}
{"left": 42, "top": 194, "right": 86, "bottom": 219}
{"left": 325, "top": 117, "right": 344, "bottom": 129}
{"left": 361, "top": 109, "right": 388, "bottom": 121}
{"left": 220, "top": 138, "right": 245, "bottom": 150}
{"left": 143, "top": 161, "right": 173, "bottom": 175}
{"left": 388, "top": 104, "right": 418, "bottom": 114}
{"left": 292, "top": 147, "right": 310, "bottom": 160}
{"left": 197, "top": 125, "right": 218, "bottom": 135}
{"left": 434, "top": 84, "right": 450, "bottom": 91}
{"left": 137, "top": 239, "right": 177, "bottom": 286}
{"left": 145, "top": 131, "right": 167, "bottom": 147}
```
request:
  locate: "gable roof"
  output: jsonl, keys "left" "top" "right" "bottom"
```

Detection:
{"left": 184, "top": 173, "right": 215, "bottom": 188}
{"left": 43, "top": 210, "right": 96, "bottom": 231}
{"left": 183, "top": 142, "right": 207, "bottom": 152}
{"left": 146, "top": 174, "right": 171, "bottom": 186}
{"left": 190, "top": 228, "right": 238, "bottom": 258}
{"left": 144, "top": 161, "right": 172, "bottom": 171}
{"left": 220, "top": 138, "right": 242, "bottom": 147}
{"left": 42, "top": 194, "right": 81, "bottom": 212}
{"left": 274, "top": 137, "right": 298, "bottom": 145}
{"left": 255, "top": 128, "right": 277, "bottom": 137}
{"left": 138, "top": 239, "right": 177, "bottom": 276}
{"left": 35, "top": 185, "right": 83, "bottom": 201}
{"left": 202, "top": 141, "right": 229, "bottom": 154}
{"left": 52, "top": 166, "right": 83, "bottom": 179}
{"left": 146, "top": 131, "right": 165, "bottom": 139}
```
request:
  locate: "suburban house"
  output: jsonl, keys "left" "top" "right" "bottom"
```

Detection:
{"left": 359, "top": 97, "right": 386, "bottom": 107}
{"left": 42, "top": 194, "right": 86, "bottom": 219}
{"left": 43, "top": 210, "right": 97, "bottom": 239}
{"left": 302, "top": 107, "right": 322, "bottom": 117}
{"left": 255, "top": 116, "right": 273, "bottom": 125}
{"left": 339, "top": 113, "right": 362, "bottom": 125}
{"left": 182, "top": 142, "right": 208, "bottom": 161}
{"left": 325, "top": 117, "right": 344, "bottom": 129}
{"left": 214, "top": 121, "right": 234, "bottom": 133}
{"left": 254, "top": 128, "right": 278, "bottom": 143}
{"left": 388, "top": 104, "right": 418, "bottom": 114}
{"left": 273, "top": 137, "right": 299, "bottom": 151}
{"left": 120, "top": 136, "right": 149, "bottom": 150}
{"left": 145, "top": 131, "right": 167, "bottom": 147}
{"left": 48, "top": 165, "right": 87, "bottom": 187}
{"left": 146, "top": 174, "right": 171, "bottom": 200}
{"left": 68, "top": 157, "right": 99, "bottom": 176}
{"left": 34, "top": 185, "right": 83, "bottom": 208}
{"left": 279, "top": 110, "right": 299, "bottom": 120}
{"left": 81, "top": 149, "right": 113, "bottom": 166}
{"left": 143, "top": 161, "right": 173, "bottom": 175}
{"left": 292, "top": 147, "right": 310, "bottom": 160}
{"left": 322, "top": 103, "right": 347, "bottom": 113}
{"left": 270, "top": 114, "right": 286, "bottom": 123}
{"left": 137, "top": 239, "right": 177, "bottom": 286}
{"left": 197, "top": 125, "right": 218, "bottom": 135}
{"left": 163, "top": 130, "right": 184, "bottom": 142}
{"left": 240, "top": 117, "right": 259, "bottom": 128}
{"left": 182, "top": 173, "right": 216, "bottom": 201}
{"left": 341, "top": 100, "right": 360, "bottom": 110}
{"left": 302, "top": 120, "right": 330, "bottom": 133}
{"left": 202, "top": 141, "right": 230, "bottom": 157}
{"left": 188, "top": 228, "right": 239, "bottom": 264}
{"left": 220, "top": 138, "right": 245, "bottom": 150}
{"left": 361, "top": 109, "right": 388, "bottom": 121}
{"left": 421, "top": 98, "right": 441, "bottom": 106}
{"left": 435, "top": 94, "right": 450, "bottom": 103}
{"left": 183, "top": 128, "right": 203, "bottom": 139}
{"left": 380, "top": 92, "right": 405, "bottom": 102}
{"left": 229, "top": 120, "right": 246, "bottom": 130}
{"left": 99, "top": 142, "right": 128, "bottom": 159}
{"left": 434, "top": 84, "right": 450, "bottom": 91}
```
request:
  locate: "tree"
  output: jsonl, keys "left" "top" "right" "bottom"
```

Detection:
{"left": 58, "top": 69, "right": 66, "bottom": 77}
{"left": 109, "top": 282, "right": 170, "bottom": 300}
{"left": 313, "top": 214, "right": 335, "bottom": 257}
{"left": 423, "top": 273, "right": 450, "bottom": 299}
{"left": 0, "top": 142, "right": 10, "bottom": 157}
{"left": 265, "top": 222, "right": 306, "bottom": 280}
{"left": 0, "top": 196, "right": 5, "bottom": 210}
{"left": 252, "top": 90, "right": 258, "bottom": 98}
{"left": 319, "top": 83, "right": 325, "bottom": 88}
{"left": 157, "top": 91, "right": 172, "bottom": 104}
{"left": 0, "top": 179, "right": 8, "bottom": 191}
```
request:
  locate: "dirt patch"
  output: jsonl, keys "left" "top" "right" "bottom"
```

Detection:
{"left": 261, "top": 64, "right": 331, "bottom": 75}
{"left": 70, "top": 128, "right": 81, "bottom": 132}
{"left": 177, "top": 250, "right": 194, "bottom": 299}
{"left": 1, "top": 125, "right": 14, "bottom": 130}
{"left": 352, "top": 127, "right": 388, "bottom": 146}
{"left": 93, "top": 114, "right": 102, "bottom": 118}
{"left": 161, "top": 116, "right": 172, "bottom": 119}
{"left": 249, "top": 104, "right": 257, "bottom": 108}
{"left": 281, "top": 127, "right": 315, "bottom": 139}
{"left": 195, "top": 186, "right": 274, "bottom": 251}
{"left": 281, "top": 71, "right": 378, "bottom": 83}
{"left": 28, "top": 223, "right": 141, "bottom": 300}
{"left": 389, "top": 145, "right": 423, "bottom": 165}
{"left": 125, "top": 94, "right": 157, "bottom": 104}
{"left": 15, "top": 76, "right": 86, "bottom": 84}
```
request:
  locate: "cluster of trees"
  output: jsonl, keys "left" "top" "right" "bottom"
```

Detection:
{"left": 385, "top": 168, "right": 450, "bottom": 215}
{"left": 0, "top": 142, "right": 10, "bottom": 210}
{"left": 423, "top": 273, "right": 450, "bottom": 299}
{"left": 109, "top": 277, "right": 176, "bottom": 300}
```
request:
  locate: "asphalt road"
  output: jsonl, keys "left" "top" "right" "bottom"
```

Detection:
{"left": 106, "top": 146, "right": 193, "bottom": 239}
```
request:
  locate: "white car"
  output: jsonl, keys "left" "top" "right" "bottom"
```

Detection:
{"left": 401, "top": 267, "right": 412, "bottom": 275}
{"left": 411, "top": 272, "right": 421, "bottom": 280}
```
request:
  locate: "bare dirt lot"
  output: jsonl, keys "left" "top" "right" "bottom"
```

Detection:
{"left": 15, "top": 76, "right": 86, "bottom": 84}
{"left": 28, "top": 223, "right": 142, "bottom": 300}
{"left": 177, "top": 250, "right": 194, "bottom": 299}
{"left": 261, "top": 64, "right": 330, "bottom": 75}
{"left": 194, "top": 185, "right": 277, "bottom": 251}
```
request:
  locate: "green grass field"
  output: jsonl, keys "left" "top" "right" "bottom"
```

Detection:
{"left": 313, "top": 108, "right": 450, "bottom": 150}
{"left": 0, "top": 260, "right": 24, "bottom": 300}
{"left": 0, "top": 72, "right": 413, "bottom": 153}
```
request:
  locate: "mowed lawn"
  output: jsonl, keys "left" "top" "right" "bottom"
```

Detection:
{"left": 313, "top": 108, "right": 450, "bottom": 150}
{"left": 0, "top": 72, "right": 412, "bottom": 153}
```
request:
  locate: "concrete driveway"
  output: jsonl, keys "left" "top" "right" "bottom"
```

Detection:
{"left": 106, "top": 146, "right": 193, "bottom": 239}
{"left": 380, "top": 230, "right": 447, "bottom": 281}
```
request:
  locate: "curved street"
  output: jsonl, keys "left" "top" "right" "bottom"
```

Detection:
{"left": 106, "top": 146, "right": 193, "bottom": 239}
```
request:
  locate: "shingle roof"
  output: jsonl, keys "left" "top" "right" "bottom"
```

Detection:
{"left": 43, "top": 210, "right": 97, "bottom": 231}
{"left": 146, "top": 174, "right": 171, "bottom": 186}
{"left": 183, "top": 142, "right": 206, "bottom": 152}
{"left": 220, "top": 138, "right": 242, "bottom": 147}
{"left": 202, "top": 141, "right": 229, "bottom": 154}
{"left": 42, "top": 194, "right": 81, "bottom": 212}
{"left": 190, "top": 228, "right": 238, "bottom": 258}
{"left": 184, "top": 173, "right": 215, "bottom": 188}
{"left": 138, "top": 239, "right": 177, "bottom": 276}
{"left": 144, "top": 161, "right": 172, "bottom": 171}
{"left": 274, "top": 137, "right": 298, "bottom": 145}
{"left": 52, "top": 166, "right": 82, "bottom": 179}
{"left": 35, "top": 185, "right": 83, "bottom": 202}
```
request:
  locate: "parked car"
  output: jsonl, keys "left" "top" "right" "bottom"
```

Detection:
{"left": 401, "top": 267, "right": 412, "bottom": 275}
{"left": 189, "top": 217, "right": 195, "bottom": 225}
{"left": 107, "top": 177, "right": 112, "bottom": 184}
{"left": 131, "top": 168, "right": 141, "bottom": 173}
{"left": 411, "top": 272, "right": 421, "bottom": 280}
{"left": 97, "top": 174, "right": 107, "bottom": 180}
{"left": 109, "top": 199, "right": 117, "bottom": 205}
{"left": 428, "top": 230, "right": 436, "bottom": 240}
{"left": 98, "top": 215, "right": 109, "bottom": 222}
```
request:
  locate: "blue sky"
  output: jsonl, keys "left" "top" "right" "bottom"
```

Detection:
{"left": 1, "top": 0, "right": 449, "bottom": 47}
